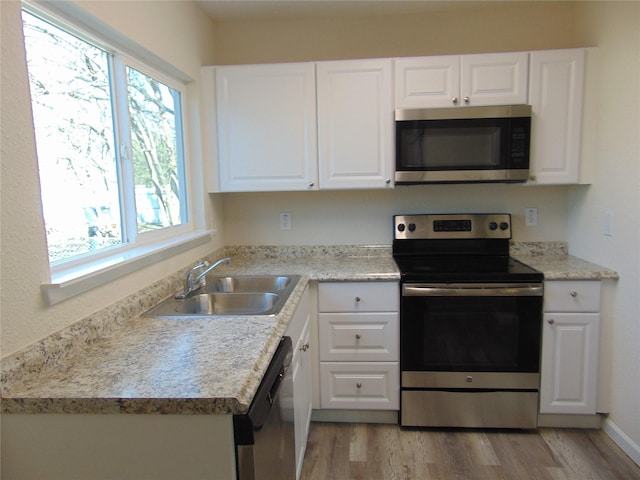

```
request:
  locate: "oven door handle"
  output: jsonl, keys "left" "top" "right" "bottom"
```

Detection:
{"left": 402, "top": 283, "right": 543, "bottom": 297}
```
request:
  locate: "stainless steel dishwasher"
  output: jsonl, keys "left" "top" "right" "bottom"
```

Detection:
{"left": 233, "top": 336, "right": 296, "bottom": 480}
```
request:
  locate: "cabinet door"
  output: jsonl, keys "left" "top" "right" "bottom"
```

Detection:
{"left": 292, "top": 314, "right": 312, "bottom": 479}
{"left": 216, "top": 63, "right": 318, "bottom": 191}
{"left": 528, "top": 49, "right": 585, "bottom": 185}
{"left": 460, "top": 52, "right": 529, "bottom": 106}
{"left": 317, "top": 59, "right": 394, "bottom": 189}
{"left": 540, "top": 312, "right": 600, "bottom": 414}
{"left": 394, "top": 55, "right": 460, "bottom": 108}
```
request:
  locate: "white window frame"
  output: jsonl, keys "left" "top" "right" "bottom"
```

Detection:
{"left": 23, "top": 2, "right": 212, "bottom": 305}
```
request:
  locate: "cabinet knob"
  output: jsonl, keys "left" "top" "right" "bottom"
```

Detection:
{"left": 356, "top": 383, "right": 362, "bottom": 389}
{"left": 299, "top": 342, "right": 310, "bottom": 352}
{"left": 355, "top": 296, "right": 361, "bottom": 303}
{"left": 452, "top": 97, "right": 458, "bottom": 105}
{"left": 570, "top": 291, "right": 578, "bottom": 298}
{"left": 355, "top": 334, "right": 361, "bottom": 340}
{"left": 463, "top": 96, "right": 470, "bottom": 104}
{"left": 530, "top": 175, "right": 537, "bottom": 182}
{"left": 308, "top": 182, "right": 315, "bottom": 188}
{"left": 548, "top": 319, "right": 555, "bottom": 325}
{"left": 385, "top": 178, "right": 391, "bottom": 184}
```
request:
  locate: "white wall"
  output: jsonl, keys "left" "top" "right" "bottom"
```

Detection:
{"left": 0, "top": 0, "right": 221, "bottom": 356}
{"left": 569, "top": 2, "right": 640, "bottom": 462}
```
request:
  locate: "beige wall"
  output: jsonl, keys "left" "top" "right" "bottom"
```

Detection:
{"left": 212, "top": 1, "right": 582, "bottom": 64}
{"left": 0, "top": 0, "right": 221, "bottom": 356}
{"left": 569, "top": 1, "right": 640, "bottom": 459}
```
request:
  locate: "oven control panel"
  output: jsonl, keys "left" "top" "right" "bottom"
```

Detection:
{"left": 394, "top": 214, "right": 512, "bottom": 240}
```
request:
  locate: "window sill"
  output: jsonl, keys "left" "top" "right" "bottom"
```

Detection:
{"left": 42, "top": 230, "right": 214, "bottom": 306}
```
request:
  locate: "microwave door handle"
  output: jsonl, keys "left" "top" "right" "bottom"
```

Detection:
{"left": 402, "top": 284, "right": 543, "bottom": 297}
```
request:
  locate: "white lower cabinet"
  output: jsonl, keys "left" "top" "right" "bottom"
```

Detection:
{"left": 540, "top": 281, "right": 601, "bottom": 415}
{"left": 285, "top": 285, "right": 312, "bottom": 479}
{"left": 318, "top": 282, "right": 399, "bottom": 410}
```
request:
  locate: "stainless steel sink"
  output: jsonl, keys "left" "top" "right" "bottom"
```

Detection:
{"left": 177, "top": 292, "right": 278, "bottom": 315}
{"left": 142, "top": 275, "right": 300, "bottom": 318}
{"left": 202, "top": 275, "right": 291, "bottom": 293}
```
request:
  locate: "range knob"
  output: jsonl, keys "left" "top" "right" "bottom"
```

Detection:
{"left": 397, "top": 223, "right": 406, "bottom": 232}
{"left": 499, "top": 222, "right": 509, "bottom": 231}
{"left": 489, "top": 222, "right": 498, "bottom": 231}
{"left": 408, "top": 223, "right": 416, "bottom": 232}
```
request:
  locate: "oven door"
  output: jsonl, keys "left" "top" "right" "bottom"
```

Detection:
{"left": 401, "top": 283, "right": 543, "bottom": 390}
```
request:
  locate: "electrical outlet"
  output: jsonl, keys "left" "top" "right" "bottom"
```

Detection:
{"left": 525, "top": 208, "right": 538, "bottom": 227}
{"left": 280, "top": 212, "right": 292, "bottom": 231}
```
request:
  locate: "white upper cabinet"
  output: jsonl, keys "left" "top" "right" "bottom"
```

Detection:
{"left": 395, "top": 55, "right": 460, "bottom": 108}
{"left": 528, "top": 48, "right": 586, "bottom": 185}
{"left": 461, "top": 52, "right": 529, "bottom": 106}
{"left": 215, "top": 63, "right": 318, "bottom": 192}
{"left": 316, "top": 59, "right": 394, "bottom": 189}
{"left": 395, "top": 52, "right": 528, "bottom": 108}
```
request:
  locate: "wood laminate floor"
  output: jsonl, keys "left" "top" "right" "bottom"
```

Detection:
{"left": 301, "top": 422, "right": 640, "bottom": 480}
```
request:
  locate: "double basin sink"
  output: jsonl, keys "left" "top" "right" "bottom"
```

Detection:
{"left": 143, "top": 275, "right": 300, "bottom": 318}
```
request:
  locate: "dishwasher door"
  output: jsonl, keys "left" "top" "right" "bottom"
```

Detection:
{"left": 234, "top": 336, "right": 295, "bottom": 480}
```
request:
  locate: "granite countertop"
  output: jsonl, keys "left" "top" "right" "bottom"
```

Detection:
{"left": 1, "top": 244, "right": 616, "bottom": 416}
{"left": 1, "top": 247, "right": 399, "bottom": 416}
{"left": 510, "top": 242, "right": 619, "bottom": 281}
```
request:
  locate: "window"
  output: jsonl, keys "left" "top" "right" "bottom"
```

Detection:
{"left": 21, "top": 8, "right": 190, "bottom": 267}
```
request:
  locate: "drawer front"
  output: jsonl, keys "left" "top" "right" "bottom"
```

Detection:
{"left": 319, "top": 313, "right": 398, "bottom": 362}
{"left": 544, "top": 281, "right": 601, "bottom": 312}
{"left": 318, "top": 282, "right": 399, "bottom": 312}
{"left": 320, "top": 362, "right": 399, "bottom": 410}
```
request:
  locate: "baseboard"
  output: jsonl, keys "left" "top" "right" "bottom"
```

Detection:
{"left": 537, "top": 413, "right": 602, "bottom": 428}
{"left": 602, "top": 417, "right": 640, "bottom": 467}
{"left": 311, "top": 409, "right": 399, "bottom": 424}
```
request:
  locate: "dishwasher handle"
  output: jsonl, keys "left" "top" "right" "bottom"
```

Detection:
{"left": 403, "top": 283, "right": 543, "bottom": 297}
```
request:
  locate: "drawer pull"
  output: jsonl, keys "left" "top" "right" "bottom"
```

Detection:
{"left": 548, "top": 319, "right": 555, "bottom": 325}
{"left": 356, "top": 383, "right": 362, "bottom": 389}
{"left": 355, "top": 296, "right": 361, "bottom": 303}
{"left": 570, "top": 291, "right": 578, "bottom": 298}
{"left": 355, "top": 334, "right": 361, "bottom": 340}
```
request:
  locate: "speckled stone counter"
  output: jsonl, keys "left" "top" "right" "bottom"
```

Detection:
{"left": 2, "top": 243, "right": 616, "bottom": 416}
{"left": 1, "top": 246, "right": 399, "bottom": 415}
{"left": 510, "top": 242, "right": 619, "bottom": 281}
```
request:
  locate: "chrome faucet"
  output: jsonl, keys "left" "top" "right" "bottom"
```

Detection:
{"left": 175, "top": 257, "right": 231, "bottom": 299}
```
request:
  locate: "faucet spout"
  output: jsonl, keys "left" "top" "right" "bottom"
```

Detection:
{"left": 192, "top": 257, "right": 232, "bottom": 285}
{"left": 175, "top": 257, "right": 231, "bottom": 299}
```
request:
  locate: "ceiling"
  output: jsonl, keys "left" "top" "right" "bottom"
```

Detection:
{"left": 194, "top": 0, "right": 511, "bottom": 22}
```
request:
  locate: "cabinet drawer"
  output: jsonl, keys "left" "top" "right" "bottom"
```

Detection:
{"left": 544, "top": 281, "right": 601, "bottom": 312}
{"left": 318, "top": 313, "right": 398, "bottom": 362}
{"left": 320, "top": 362, "right": 399, "bottom": 410}
{"left": 318, "top": 282, "right": 399, "bottom": 312}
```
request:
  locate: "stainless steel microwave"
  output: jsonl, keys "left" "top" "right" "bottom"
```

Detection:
{"left": 395, "top": 105, "right": 532, "bottom": 184}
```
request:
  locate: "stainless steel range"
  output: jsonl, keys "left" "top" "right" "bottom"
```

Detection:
{"left": 393, "top": 214, "right": 544, "bottom": 429}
